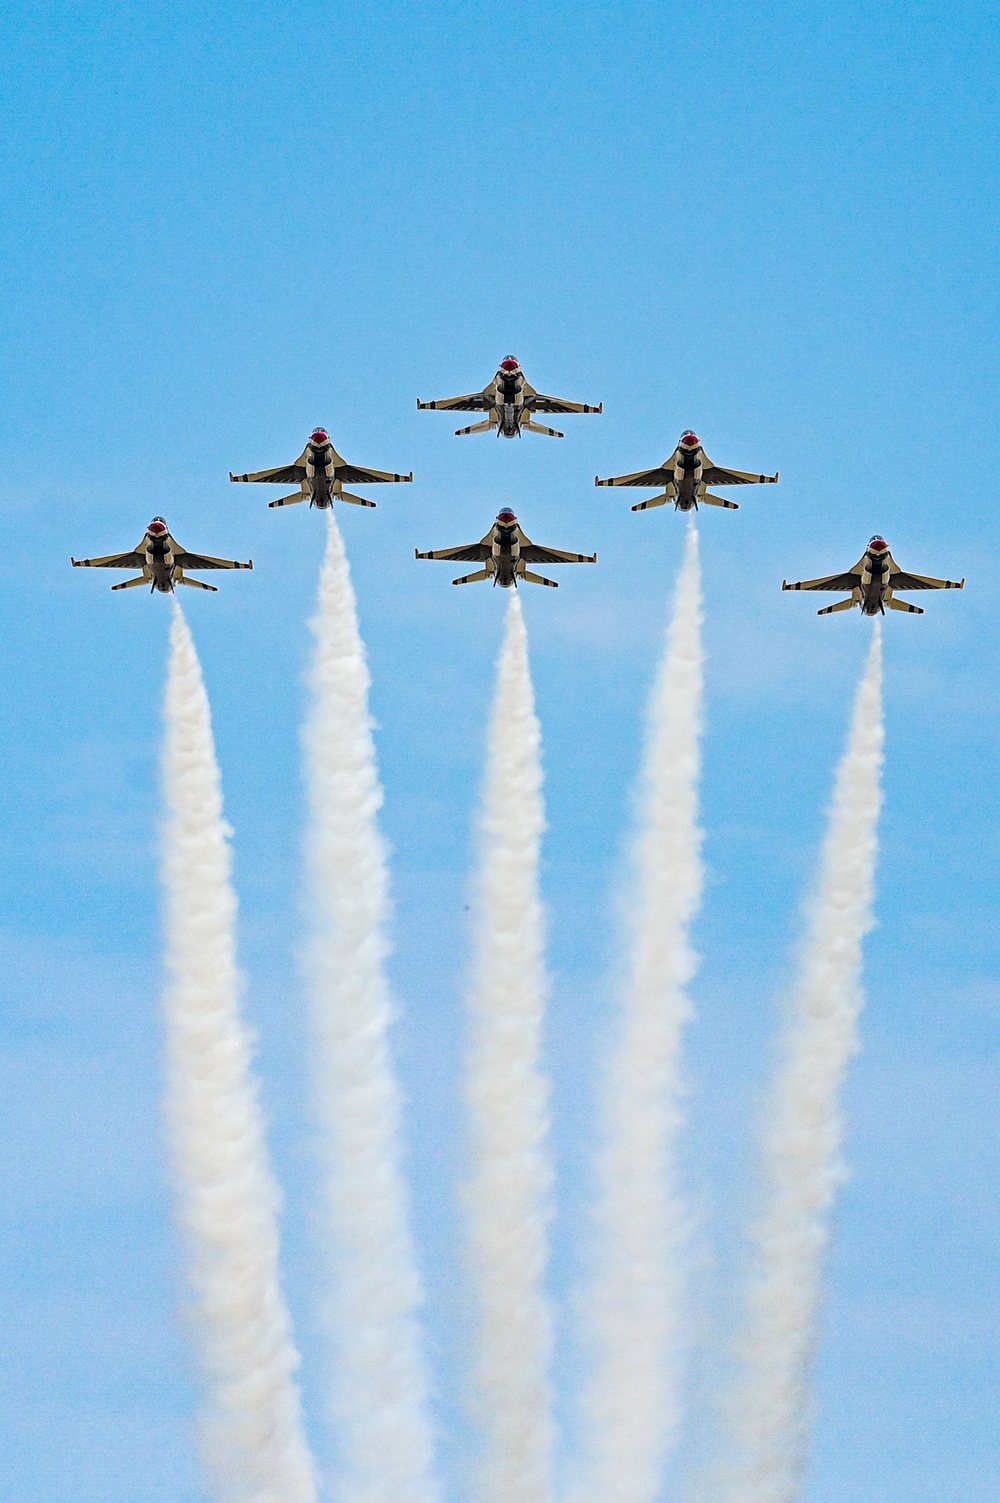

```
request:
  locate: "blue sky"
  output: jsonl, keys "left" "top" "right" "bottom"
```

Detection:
{"left": 0, "top": 1, "right": 997, "bottom": 1499}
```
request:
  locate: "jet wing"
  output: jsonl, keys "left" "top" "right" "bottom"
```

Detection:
{"left": 230, "top": 450, "right": 308, "bottom": 485}
{"left": 72, "top": 548, "right": 146, "bottom": 569}
{"left": 528, "top": 392, "right": 603, "bottom": 415}
{"left": 888, "top": 556, "right": 964, "bottom": 590}
{"left": 415, "top": 533, "right": 492, "bottom": 562}
{"left": 702, "top": 463, "right": 779, "bottom": 486}
{"left": 417, "top": 390, "right": 492, "bottom": 413}
{"left": 519, "top": 542, "right": 597, "bottom": 564}
{"left": 595, "top": 467, "right": 673, "bottom": 488}
{"left": 335, "top": 460, "right": 413, "bottom": 485}
{"left": 174, "top": 550, "right": 253, "bottom": 571}
{"left": 782, "top": 557, "right": 866, "bottom": 592}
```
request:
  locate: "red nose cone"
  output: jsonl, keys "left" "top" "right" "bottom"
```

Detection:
{"left": 310, "top": 429, "right": 329, "bottom": 444}
{"left": 500, "top": 358, "right": 520, "bottom": 372}
{"left": 148, "top": 520, "right": 166, "bottom": 534}
{"left": 680, "top": 431, "right": 700, "bottom": 448}
{"left": 869, "top": 536, "right": 888, "bottom": 552}
{"left": 497, "top": 509, "right": 517, "bottom": 524}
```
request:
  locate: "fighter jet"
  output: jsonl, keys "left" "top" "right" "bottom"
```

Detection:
{"left": 417, "top": 357, "right": 602, "bottom": 438}
{"left": 416, "top": 509, "right": 597, "bottom": 587}
{"left": 72, "top": 517, "right": 252, "bottom": 592}
{"left": 229, "top": 428, "right": 412, "bottom": 508}
{"left": 596, "top": 430, "right": 779, "bottom": 510}
{"left": 783, "top": 536, "right": 965, "bottom": 615}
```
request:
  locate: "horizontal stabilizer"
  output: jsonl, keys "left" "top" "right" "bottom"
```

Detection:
{"left": 336, "top": 490, "right": 377, "bottom": 508}
{"left": 887, "top": 596, "right": 924, "bottom": 613}
{"left": 521, "top": 571, "right": 559, "bottom": 588}
{"left": 268, "top": 492, "right": 306, "bottom": 508}
{"left": 522, "top": 419, "right": 565, "bottom": 438}
{"left": 817, "top": 597, "right": 857, "bottom": 615}
{"left": 175, "top": 575, "right": 218, "bottom": 591}
{"left": 631, "top": 494, "right": 669, "bottom": 511}
{"left": 452, "top": 569, "right": 490, "bottom": 586}
{"left": 111, "top": 576, "right": 150, "bottom": 591}
{"left": 701, "top": 493, "right": 739, "bottom": 509}
{"left": 455, "top": 419, "right": 497, "bottom": 436}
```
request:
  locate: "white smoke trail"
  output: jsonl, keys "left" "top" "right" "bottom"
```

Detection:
{"left": 161, "top": 603, "right": 317, "bottom": 1503}
{"left": 303, "top": 513, "right": 440, "bottom": 1503}
{"left": 720, "top": 624, "right": 884, "bottom": 1503}
{"left": 574, "top": 523, "right": 705, "bottom": 1503}
{"left": 462, "top": 594, "right": 554, "bottom": 1503}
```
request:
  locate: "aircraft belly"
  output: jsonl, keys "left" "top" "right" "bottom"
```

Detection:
{"left": 500, "top": 404, "right": 519, "bottom": 437}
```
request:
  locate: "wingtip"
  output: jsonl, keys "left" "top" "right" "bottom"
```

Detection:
{"left": 597, "top": 402, "right": 604, "bottom": 413}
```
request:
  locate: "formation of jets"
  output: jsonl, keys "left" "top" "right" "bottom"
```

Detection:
{"left": 71, "top": 355, "right": 964, "bottom": 615}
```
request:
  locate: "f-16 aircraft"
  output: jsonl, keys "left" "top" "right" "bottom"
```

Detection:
{"left": 229, "top": 428, "right": 412, "bottom": 508}
{"left": 72, "top": 517, "right": 252, "bottom": 592}
{"left": 783, "top": 536, "right": 965, "bottom": 615}
{"left": 596, "top": 430, "right": 779, "bottom": 510}
{"left": 416, "top": 509, "right": 597, "bottom": 587}
{"left": 417, "top": 357, "right": 602, "bottom": 438}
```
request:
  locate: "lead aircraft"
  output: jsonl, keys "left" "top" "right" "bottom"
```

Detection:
{"left": 418, "top": 357, "right": 602, "bottom": 438}
{"left": 416, "top": 509, "right": 596, "bottom": 587}
{"left": 72, "top": 517, "right": 252, "bottom": 592}
{"left": 783, "top": 536, "right": 965, "bottom": 614}
{"left": 597, "top": 430, "right": 778, "bottom": 510}
{"left": 230, "top": 428, "right": 412, "bottom": 508}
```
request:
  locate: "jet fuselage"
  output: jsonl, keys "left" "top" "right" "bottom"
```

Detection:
{"left": 666, "top": 441, "right": 707, "bottom": 510}
{"left": 495, "top": 366, "right": 526, "bottom": 437}
{"left": 144, "top": 522, "right": 177, "bottom": 592}
{"left": 304, "top": 440, "right": 337, "bottom": 506}
{"left": 489, "top": 521, "right": 523, "bottom": 586}
{"left": 857, "top": 544, "right": 892, "bottom": 614}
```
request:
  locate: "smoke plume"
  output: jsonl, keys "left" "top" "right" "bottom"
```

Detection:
{"left": 303, "top": 514, "right": 440, "bottom": 1503}
{"left": 574, "top": 523, "right": 705, "bottom": 1503}
{"left": 462, "top": 594, "right": 555, "bottom": 1503}
{"left": 720, "top": 624, "right": 884, "bottom": 1503}
{"left": 161, "top": 603, "right": 317, "bottom": 1503}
